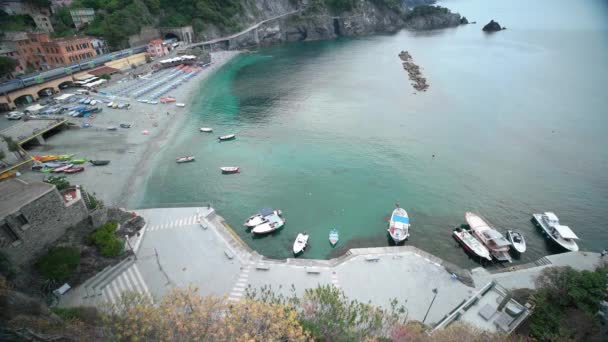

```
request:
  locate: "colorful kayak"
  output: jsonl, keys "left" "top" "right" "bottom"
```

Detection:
{"left": 64, "top": 167, "right": 84, "bottom": 174}
{"left": 329, "top": 228, "right": 339, "bottom": 246}
{"left": 70, "top": 158, "right": 87, "bottom": 164}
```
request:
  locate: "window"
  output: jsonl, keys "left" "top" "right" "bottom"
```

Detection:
{"left": 16, "top": 214, "right": 28, "bottom": 226}
{"left": 1, "top": 223, "right": 19, "bottom": 242}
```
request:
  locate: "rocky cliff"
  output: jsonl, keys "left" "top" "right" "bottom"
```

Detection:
{"left": 229, "top": 1, "right": 467, "bottom": 48}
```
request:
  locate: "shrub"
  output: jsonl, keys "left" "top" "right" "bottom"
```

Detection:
{"left": 99, "top": 73, "right": 111, "bottom": 80}
{"left": 51, "top": 306, "right": 100, "bottom": 324}
{"left": 35, "top": 247, "right": 80, "bottom": 282}
{"left": 89, "top": 222, "right": 123, "bottom": 257}
{"left": 44, "top": 175, "right": 70, "bottom": 191}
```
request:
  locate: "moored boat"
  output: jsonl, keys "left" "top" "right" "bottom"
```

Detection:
{"left": 200, "top": 127, "right": 213, "bottom": 132}
{"left": 70, "top": 158, "right": 87, "bottom": 164}
{"left": 506, "top": 230, "right": 526, "bottom": 253}
{"left": 388, "top": 203, "right": 410, "bottom": 244}
{"left": 244, "top": 208, "right": 281, "bottom": 228}
{"left": 453, "top": 227, "right": 492, "bottom": 261}
{"left": 293, "top": 232, "right": 309, "bottom": 255}
{"left": 465, "top": 212, "right": 512, "bottom": 262}
{"left": 532, "top": 212, "right": 579, "bottom": 252}
{"left": 107, "top": 126, "right": 117, "bottom": 131}
{"left": 329, "top": 228, "right": 339, "bottom": 246}
{"left": 52, "top": 164, "right": 73, "bottom": 173}
{"left": 89, "top": 160, "right": 110, "bottom": 166}
{"left": 176, "top": 156, "right": 195, "bottom": 163}
{"left": 220, "top": 166, "right": 239, "bottom": 174}
{"left": 176, "top": 103, "right": 185, "bottom": 107}
{"left": 218, "top": 134, "right": 236, "bottom": 141}
{"left": 251, "top": 212, "right": 285, "bottom": 234}
{"left": 64, "top": 166, "right": 84, "bottom": 174}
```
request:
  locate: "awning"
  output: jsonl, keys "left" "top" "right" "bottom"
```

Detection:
{"left": 25, "top": 104, "right": 46, "bottom": 113}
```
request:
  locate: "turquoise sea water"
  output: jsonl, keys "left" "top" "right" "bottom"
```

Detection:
{"left": 137, "top": 0, "right": 608, "bottom": 267}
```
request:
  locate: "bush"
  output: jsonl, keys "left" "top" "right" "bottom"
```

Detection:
{"left": 99, "top": 73, "right": 111, "bottom": 80}
{"left": 44, "top": 175, "right": 70, "bottom": 191}
{"left": 89, "top": 222, "right": 123, "bottom": 257}
{"left": 51, "top": 306, "right": 100, "bottom": 323}
{"left": 35, "top": 247, "right": 80, "bottom": 282}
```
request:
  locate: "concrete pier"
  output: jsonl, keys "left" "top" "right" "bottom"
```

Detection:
{"left": 58, "top": 206, "right": 603, "bottom": 326}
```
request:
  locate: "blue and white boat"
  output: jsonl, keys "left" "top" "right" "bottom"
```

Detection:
{"left": 329, "top": 228, "right": 339, "bottom": 246}
{"left": 388, "top": 204, "right": 410, "bottom": 244}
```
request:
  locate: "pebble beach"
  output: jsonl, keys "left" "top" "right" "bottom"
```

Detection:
{"left": 20, "top": 51, "right": 240, "bottom": 207}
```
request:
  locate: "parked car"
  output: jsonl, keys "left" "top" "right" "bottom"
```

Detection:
{"left": 6, "top": 111, "right": 23, "bottom": 120}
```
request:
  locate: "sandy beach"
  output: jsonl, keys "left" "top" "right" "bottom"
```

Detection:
{"left": 20, "top": 51, "right": 240, "bottom": 207}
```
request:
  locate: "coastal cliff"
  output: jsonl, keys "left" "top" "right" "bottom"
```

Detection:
{"left": 227, "top": 0, "right": 467, "bottom": 48}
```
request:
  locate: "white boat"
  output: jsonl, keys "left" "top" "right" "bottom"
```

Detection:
{"left": 200, "top": 127, "right": 213, "bottom": 132}
{"left": 453, "top": 227, "right": 492, "bottom": 261}
{"left": 176, "top": 103, "right": 185, "bottom": 107}
{"left": 251, "top": 212, "right": 285, "bottom": 234}
{"left": 6, "top": 111, "right": 23, "bottom": 120}
{"left": 329, "top": 228, "right": 339, "bottom": 246}
{"left": 176, "top": 156, "right": 195, "bottom": 163}
{"left": 220, "top": 166, "right": 239, "bottom": 174}
{"left": 388, "top": 204, "right": 410, "bottom": 244}
{"left": 107, "top": 101, "right": 114, "bottom": 107}
{"left": 244, "top": 208, "right": 281, "bottom": 228}
{"left": 532, "top": 212, "right": 579, "bottom": 251}
{"left": 218, "top": 134, "right": 236, "bottom": 141}
{"left": 293, "top": 232, "right": 309, "bottom": 255}
{"left": 465, "top": 212, "right": 512, "bottom": 262}
{"left": 506, "top": 230, "right": 526, "bottom": 253}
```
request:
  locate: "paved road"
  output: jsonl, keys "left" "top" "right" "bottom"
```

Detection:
{"left": 59, "top": 207, "right": 602, "bottom": 326}
{"left": 190, "top": 10, "right": 301, "bottom": 47}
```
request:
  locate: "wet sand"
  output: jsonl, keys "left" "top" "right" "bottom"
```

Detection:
{"left": 20, "top": 51, "right": 240, "bottom": 207}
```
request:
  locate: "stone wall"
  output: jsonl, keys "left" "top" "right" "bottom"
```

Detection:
{"left": 0, "top": 189, "right": 88, "bottom": 267}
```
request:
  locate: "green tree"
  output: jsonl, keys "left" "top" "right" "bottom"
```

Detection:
{"left": 0, "top": 56, "right": 18, "bottom": 78}
{"left": 1, "top": 136, "right": 24, "bottom": 160}
{"left": 35, "top": 247, "right": 80, "bottom": 282}
{"left": 44, "top": 175, "right": 71, "bottom": 191}
{"left": 99, "top": 73, "right": 111, "bottom": 80}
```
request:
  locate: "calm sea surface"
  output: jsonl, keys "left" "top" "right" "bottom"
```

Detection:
{"left": 136, "top": 0, "right": 608, "bottom": 267}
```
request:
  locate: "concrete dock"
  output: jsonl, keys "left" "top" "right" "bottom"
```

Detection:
{"left": 59, "top": 206, "right": 603, "bottom": 326}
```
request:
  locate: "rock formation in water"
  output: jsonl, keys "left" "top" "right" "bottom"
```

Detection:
{"left": 482, "top": 20, "right": 504, "bottom": 32}
{"left": 399, "top": 51, "right": 429, "bottom": 92}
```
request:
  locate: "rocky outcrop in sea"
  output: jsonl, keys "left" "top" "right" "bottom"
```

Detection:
{"left": 399, "top": 50, "right": 429, "bottom": 92}
{"left": 482, "top": 20, "right": 504, "bottom": 32}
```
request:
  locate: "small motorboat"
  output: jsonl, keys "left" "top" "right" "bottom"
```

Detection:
{"left": 200, "top": 127, "right": 213, "bottom": 132}
{"left": 329, "top": 228, "right": 339, "bottom": 246}
{"left": 107, "top": 126, "right": 117, "bottom": 131}
{"left": 251, "top": 212, "right": 285, "bottom": 234}
{"left": 64, "top": 166, "right": 84, "bottom": 174}
{"left": 176, "top": 103, "right": 185, "bottom": 107}
{"left": 532, "top": 212, "right": 579, "bottom": 252}
{"left": 466, "top": 212, "right": 512, "bottom": 263}
{"left": 52, "top": 164, "right": 73, "bottom": 173}
{"left": 70, "top": 158, "right": 87, "bottom": 164}
{"left": 107, "top": 101, "right": 114, "bottom": 107}
{"left": 89, "top": 160, "right": 110, "bottom": 166}
{"left": 176, "top": 156, "right": 195, "bottom": 163}
{"left": 218, "top": 134, "right": 236, "bottom": 141}
{"left": 244, "top": 208, "right": 281, "bottom": 228}
{"left": 388, "top": 203, "right": 410, "bottom": 244}
{"left": 293, "top": 232, "right": 309, "bottom": 255}
{"left": 453, "top": 227, "right": 492, "bottom": 261}
{"left": 220, "top": 166, "right": 239, "bottom": 174}
{"left": 507, "top": 230, "right": 526, "bottom": 254}
{"left": 119, "top": 123, "right": 131, "bottom": 128}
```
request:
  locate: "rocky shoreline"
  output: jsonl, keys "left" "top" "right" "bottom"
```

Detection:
{"left": 399, "top": 51, "right": 429, "bottom": 92}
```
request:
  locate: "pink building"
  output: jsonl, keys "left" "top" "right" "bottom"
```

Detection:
{"left": 147, "top": 39, "right": 168, "bottom": 57}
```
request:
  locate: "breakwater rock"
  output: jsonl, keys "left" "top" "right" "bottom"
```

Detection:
{"left": 399, "top": 50, "right": 429, "bottom": 92}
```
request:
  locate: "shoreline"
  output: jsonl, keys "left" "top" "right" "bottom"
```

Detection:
{"left": 20, "top": 51, "right": 241, "bottom": 208}
{"left": 121, "top": 51, "right": 241, "bottom": 208}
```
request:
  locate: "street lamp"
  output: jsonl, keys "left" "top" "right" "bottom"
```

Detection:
{"left": 422, "top": 288, "right": 438, "bottom": 323}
